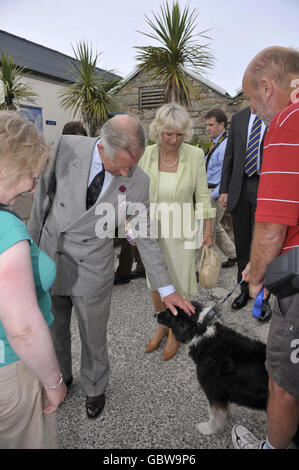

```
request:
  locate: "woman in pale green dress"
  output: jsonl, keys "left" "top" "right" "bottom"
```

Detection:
{"left": 139, "top": 103, "right": 215, "bottom": 360}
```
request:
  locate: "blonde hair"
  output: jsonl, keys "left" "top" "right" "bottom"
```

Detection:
{"left": 0, "top": 111, "right": 51, "bottom": 184}
{"left": 149, "top": 103, "right": 194, "bottom": 143}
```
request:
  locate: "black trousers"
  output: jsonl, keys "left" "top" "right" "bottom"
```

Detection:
{"left": 231, "top": 174, "right": 260, "bottom": 293}
{"left": 116, "top": 239, "right": 145, "bottom": 276}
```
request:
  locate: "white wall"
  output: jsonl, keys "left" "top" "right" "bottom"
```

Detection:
{"left": 19, "top": 72, "right": 81, "bottom": 145}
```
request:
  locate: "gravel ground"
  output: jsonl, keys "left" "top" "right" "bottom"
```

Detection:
{"left": 56, "top": 246, "right": 276, "bottom": 451}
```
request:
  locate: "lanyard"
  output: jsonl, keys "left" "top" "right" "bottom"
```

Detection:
{"left": 205, "top": 131, "right": 227, "bottom": 170}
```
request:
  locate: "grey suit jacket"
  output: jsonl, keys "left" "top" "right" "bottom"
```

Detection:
{"left": 28, "top": 135, "right": 171, "bottom": 296}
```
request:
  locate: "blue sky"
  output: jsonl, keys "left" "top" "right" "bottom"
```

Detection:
{"left": 0, "top": 0, "right": 298, "bottom": 95}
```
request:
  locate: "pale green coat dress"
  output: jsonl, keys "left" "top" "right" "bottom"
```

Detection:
{"left": 138, "top": 143, "right": 215, "bottom": 298}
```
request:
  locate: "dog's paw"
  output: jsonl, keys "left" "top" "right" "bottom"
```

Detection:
{"left": 196, "top": 421, "right": 217, "bottom": 435}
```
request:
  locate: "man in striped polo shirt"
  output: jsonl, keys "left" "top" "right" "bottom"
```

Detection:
{"left": 231, "top": 47, "right": 299, "bottom": 449}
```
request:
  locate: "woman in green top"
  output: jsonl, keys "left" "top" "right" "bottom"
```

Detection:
{"left": 0, "top": 111, "right": 66, "bottom": 449}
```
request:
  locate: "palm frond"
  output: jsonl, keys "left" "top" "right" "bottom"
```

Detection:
{"left": 58, "top": 41, "right": 121, "bottom": 136}
{"left": 135, "top": 1, "right": 214, "bottom": 106}
{"left": 0, "top": 52, "right": 38, "bottom": 110}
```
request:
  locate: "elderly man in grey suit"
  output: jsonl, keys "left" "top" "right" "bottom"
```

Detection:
{"left": 28, "top": 114, "right": 194, "bottom": 419}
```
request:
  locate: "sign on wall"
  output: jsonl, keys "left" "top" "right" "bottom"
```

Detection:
{"left": 20, "top": 105, "right": 43, "bottom": 132}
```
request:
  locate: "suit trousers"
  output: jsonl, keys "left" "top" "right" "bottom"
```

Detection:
{"left": 116, "top": 239, "right": 145, "bottom": 276}
{"left": 209, "top": 191, "right": 236, "bottom": 259}
{"left": 50, "top": 289, "right": 112, "bottom": 397}
{"left": 231, "top": 174, "right": 259, "bottom": 292}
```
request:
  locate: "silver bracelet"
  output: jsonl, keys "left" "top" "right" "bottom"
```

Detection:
{"left": 44, "top": 373, "right": 63, "bottom": 391}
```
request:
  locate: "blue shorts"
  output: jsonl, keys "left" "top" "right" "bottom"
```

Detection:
{"left": 266, "top": 293, "right": 299, "bottom": 399}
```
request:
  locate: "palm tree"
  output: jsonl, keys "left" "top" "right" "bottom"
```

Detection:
{"left": 0, "top": 52, "right": 38, "bottom": 110}
{"left": 135, "top": 1, "right": 214, "bottom": 106}
{"left": 59, "top": 41, "right": 121, "bottom": 136}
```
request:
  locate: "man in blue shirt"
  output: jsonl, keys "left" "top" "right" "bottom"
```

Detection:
{"left": 204, "top": 109, "right": 236, "bottom": 267}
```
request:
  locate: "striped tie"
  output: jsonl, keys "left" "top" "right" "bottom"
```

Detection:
{"left": 244, "top": 116, "right": 262, "bottom": 177}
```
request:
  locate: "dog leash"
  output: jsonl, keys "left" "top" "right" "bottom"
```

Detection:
{"left": 198, "top": 280, "right": 244, "bottom": 326}
{"left": 216, "top": 279, "right": 244, "bottom": 310}
{"left": 216, "top": 281, "right": 265, "bottom": 320}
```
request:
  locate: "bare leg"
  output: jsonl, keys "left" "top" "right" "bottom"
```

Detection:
{"left": 267, "top": 376, "right": 299, "bottom": 448}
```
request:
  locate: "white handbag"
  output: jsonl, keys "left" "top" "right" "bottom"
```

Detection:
{"left": 198, "top": 245, "right": 221, "bottom": 288}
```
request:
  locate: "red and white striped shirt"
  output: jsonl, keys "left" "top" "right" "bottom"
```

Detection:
{"left": 255, "top": 100, "right": 299, "bottom": 253}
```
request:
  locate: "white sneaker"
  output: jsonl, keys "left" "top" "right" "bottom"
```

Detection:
{"left": 232, "top": 425, "right": 261, "bottom": 449}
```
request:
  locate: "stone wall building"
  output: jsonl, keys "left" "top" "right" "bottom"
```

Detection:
{"left": 115, "top": 67, "right": 249, "bottom": 142}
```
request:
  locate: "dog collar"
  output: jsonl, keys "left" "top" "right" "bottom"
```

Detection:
{"left": 197, "top": 306, "right": 221, "bottom": 328}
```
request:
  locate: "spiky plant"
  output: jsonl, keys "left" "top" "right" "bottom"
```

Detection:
{"left": 0, "top": 52, "right": 38, "bottom": 110}
{"left": 135, "top": 1, "right": 214, "bottom": 106}
{"left": 59, "top": 41, "right": 121, "bottom": 136}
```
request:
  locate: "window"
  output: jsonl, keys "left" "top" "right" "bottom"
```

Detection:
{"left": 139, "top": 86, "right": 165, "bottom": 109}
{"left": 20, "top": 105, "right": 43, "bottom": 132}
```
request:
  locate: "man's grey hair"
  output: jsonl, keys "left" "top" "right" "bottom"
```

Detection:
{"left": 249, "top": 46, "right": 299, "bottom": 90}
{"left": 100, "top": 114, "right": 146, "bottom": 159}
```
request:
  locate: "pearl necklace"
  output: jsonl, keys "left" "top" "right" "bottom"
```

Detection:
{"left": 159, "top": 147, "right": 179, "bottom": 168}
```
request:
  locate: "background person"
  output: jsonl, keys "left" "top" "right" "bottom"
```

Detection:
{"left": 204, "top": 108, "right": 236, "bottom": 268}
{"left": 114, "top": 239, "right": 145, "bottom": 285}
{"left": 62, "top": 120, "right": 88, "bottom": 136}
{"left": 139, "top": 103, "right": 215, "bottom": 361}
{"left": 0, "top": 111, "right": 66, "bottom": 449}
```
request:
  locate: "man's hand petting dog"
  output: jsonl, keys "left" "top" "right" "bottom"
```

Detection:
{"left": 162, "top": 293, "right": 195, "bottom": 317}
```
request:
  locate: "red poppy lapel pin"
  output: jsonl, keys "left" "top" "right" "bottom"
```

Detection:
{"left": 119, "top": 185, "right": 126, "bottom": 192}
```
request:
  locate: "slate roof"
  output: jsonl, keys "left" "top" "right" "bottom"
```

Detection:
{"left": 0, "top": 30, "right": 121, "bottom": 83}
{"left": 113, "top": 66, "right": 242, "bottom": 98}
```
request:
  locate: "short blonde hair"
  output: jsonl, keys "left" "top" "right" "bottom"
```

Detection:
{"left": 149, "top": 103, "right": 194, "bottom": 143}
{"left": 0, "top": 111, "right": 51, "bottom": 184}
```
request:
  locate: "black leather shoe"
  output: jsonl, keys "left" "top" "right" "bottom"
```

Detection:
{"left": 222, "top": 257, "right": 237, "bottom": 268}
{"left": 114, "top": 273, "right": 131, "bottom": 285}
{"left": 86, "top": 394, "right": 106, "bottom": 419}
{"left": 65, "top": 376, "right": 73, "bottom": 388}
{"left": 130, "top": 269, "right": 146, "bottom": 279}
{"left": 231, "top": 292, "right": 250, "bottom": 310}
{"left": 258, "top": 298, "right": 272, "bottom": 322}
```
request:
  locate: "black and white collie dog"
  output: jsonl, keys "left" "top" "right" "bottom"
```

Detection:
{"left": 157, "top": 301, "right": 299, "bottom": 445}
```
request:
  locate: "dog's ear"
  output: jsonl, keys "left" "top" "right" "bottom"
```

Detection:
{"left": 191, "top": 301, "right": 202, "bottom": 314}
{"left": 156, "top": 308, "right": 175, "bottom": 328}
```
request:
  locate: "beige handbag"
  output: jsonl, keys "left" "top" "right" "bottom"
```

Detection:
{"left": 198, "top": 245, "right": 221, "bottom": 288}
